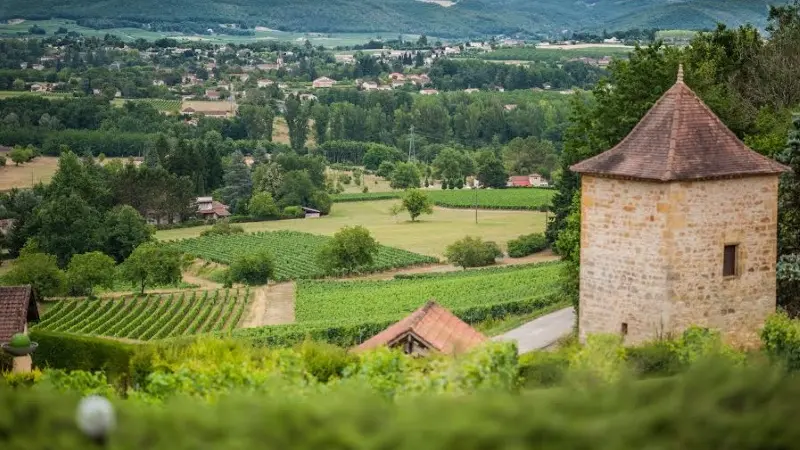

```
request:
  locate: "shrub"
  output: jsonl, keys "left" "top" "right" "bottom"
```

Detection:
{"left": 376, "top": 160, "right": 395, "bottom": 178}
{"left": 316, "top": 226, "right": 379, "bottom": 275}
{"left": 444, "top": 236, "right": 503, "bottom": 269}
{"left": 625, "top": 341, "right": 682, "bottom": 377}
{"left": 507, "top": 233, "right": 548, "bottom": 258}
{"left": 28, "top": 330, "right": 135, "bottom": 389}
{"left": 200, "top": 220, "right": 245, "bottom": 237}
{"left": 229, "top": 252, "right": 275, "bottom": 285}
{"left": 337, "top": 173, "right": 352, "bottom": 185}
{"left": 9, "top": 333, "right": 31, "bottom": 348}
{"left": 670, "top": 326, "right": 743, "bottom": 366}
{"left": 518, "top": 350, "right": 570, "bottom": 388}
{"left": 282, "top": 206, "right": 305, "bottom": 218}
{"left": 762, "top": 312, "right": 800, "bottom": 371}
{"left": 401, "top": 189, "right": 433, "bottom": 221}
{"left": 248, "top": 192, "right": 279, "bottom": 219}
{"left": 568, "top": 334, "right": 626, "bottom": 384}
{"left": 296, "top": 340, "right": 356, "bottom": 383}
{"left": 0, "top": 154, "right": 6, "bottom": 166}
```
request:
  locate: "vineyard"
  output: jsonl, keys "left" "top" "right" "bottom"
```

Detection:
{"left": 170, "top": 230, "right": 438, "bottom": 280}
{"left": 130, "top": 98, "right": 182, "bottom": 112}
{"left": 33, "top": 288, "right": 251, "bottom": 341}
{"left": 332, "top": 188, "right": 554, "bottom": 210}
{"left": 295, "top": 262, "right": 563, "bottom": 323}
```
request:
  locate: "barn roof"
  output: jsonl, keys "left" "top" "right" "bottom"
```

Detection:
{"left": 570, "top": 65, "right": 790, "bottom": 181}
{"left": 355, "top": 301, "right": 486, "bottom": 354}
{"left": 0, "top": 286, "right": 39, "bottom": 342}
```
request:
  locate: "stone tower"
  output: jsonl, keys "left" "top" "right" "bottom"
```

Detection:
{"left": 570, "top": 66, "right": 790, "bottom": 347}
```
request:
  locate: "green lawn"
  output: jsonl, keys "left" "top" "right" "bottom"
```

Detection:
{"left": 295, "top": 262, "right": 563, "bottom": 323}
{"left": 157, "top": 200, "right": 548, "bottom": 257}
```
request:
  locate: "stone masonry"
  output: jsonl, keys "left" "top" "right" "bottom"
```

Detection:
{"left": 579, "top": 175, "right": 779, "bottom": 347}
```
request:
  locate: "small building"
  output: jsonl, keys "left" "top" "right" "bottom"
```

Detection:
{"left": 257, "top": 79, "right": 274, "bottom": 88}
{"left": 389, "top": 72, "right": 406, "bottom": 81}
{"left": 301, "top": 206, "right": 321, "bottom": 218}
{"left": 205, "top": 90, "right": 220, "bottom": 100}
{"left": 419, "top": 89, "right": 439, "bottom": 95}
{"left": 361, "top": 81, "right": 379, "bottom": 91}
{"left": 354, "top": 301, "right": 487, "bottom": 356}
{"left": 312, "top": 77, "right": 336, "bottom": 88}
{"left": 196, "top": 197, "right": 231, "bottom": 220}
{"left": 507, "top": 175, "right": 531, "bottom": 187}
{"left": 570, "top": 65, "right": 790, "bottom": 347}
{"left": 529, "top": 173, "right": 549, "bottom": 187}
{"left": 464, "top": 88, "right": 480, "bottom": 94}
{"left": 0, "top": 286, "right": 40, "bottom": 343}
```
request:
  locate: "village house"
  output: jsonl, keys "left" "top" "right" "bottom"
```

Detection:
{"left": 464, "top": 88, "right": 480, "bottom": 94}
{"left": 312, "top": 77, "right": 336, "bottom": 88}
{"left": 196, "top": 197, "right": 231, "bottom": 220}
{"left": 419, "top": 89, "right": 439, "bottom": 95}
{"left": 205, "top": 90, "right": 220, "bottom": 100}
{"left": 257, "top": 79, "right": 274, "bottom": 88}
{"left": 299, "top": 93, "right": 318, "bottom": 102}
{"left": 570, "top": 66, "right": 790, "bottom": 347}
{"left": 354, "top": 301, "right": 486, "bottom": 356}
{"left": 334, "top": 54, "right": 355, "bottom": 64}
{"left": 389, "top": 72, "right": 406, "bottom": 81}
{"left": 152, "top": 79, "right": 165, "bottom": 86}
{"left": 506, "top": 173, "right": 549, "bottom": 188}
{"left": 361, "top": 81, "right": 379, "bottom": 91}
{"left": 391, "top": 80, "right": 406, "bottom": 88}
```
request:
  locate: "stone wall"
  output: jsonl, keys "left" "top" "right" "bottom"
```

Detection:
{"left": 579, "top": 176, "right": 671, "bottom": 343}
{"left": 579, "top": 174, "right": 780, "bottom": 347}
{"left": 664, "top": 176, "right": 779, "bottom": 347}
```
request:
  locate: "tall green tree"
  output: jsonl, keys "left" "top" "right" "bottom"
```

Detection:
{"left": 310, "top": 103, "right": 329, "bottom": 145}
{"left": 66, "top": 251, "right": 116, "bottom": 297}
{"left": 285, "top": 94, "right": 310, "bottom": 151}
{"left": 102, "top": 205, "right": 154, "bottom": 263}
{"left": 389, "top": 162, "right": 422, "bottom": 189}
{"left": 220, "top": 151, "right": 252, "bottom": 214}
{"left": 119, "top": 244, "right": 182, "bottom": 294}
{"left": 33, "top": 193, "right": 103, "bottom": 267}
{"left": 317, "top": 226, "right": 379, "bottom": 275}
{"left": 1, "top": 243, "right": 65, "bottom": 297}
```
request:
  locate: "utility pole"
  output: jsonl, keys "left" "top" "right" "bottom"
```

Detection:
{"left": 473, "top": 178, "right": 478, "bottom": 224}
{"left": 408, "top": 125, "right": 415, "bottom": 162}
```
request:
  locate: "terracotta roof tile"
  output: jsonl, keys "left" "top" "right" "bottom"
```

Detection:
{"left": 355, "top": 301, "right": 486, "bottom": 354}
{"left": 0, "top": 286, "right": 39, "bottom": 342}
{"left": 570, "top": 67, "right": 790, "bottom": 181}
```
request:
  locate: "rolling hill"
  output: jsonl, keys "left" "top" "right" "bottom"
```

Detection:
{"left": 0, "top": 0, "right": 788, "bottom": 38}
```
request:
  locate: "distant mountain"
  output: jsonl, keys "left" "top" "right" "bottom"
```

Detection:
{"left": 0, "top": 0, "right": 787, "bottom": 38}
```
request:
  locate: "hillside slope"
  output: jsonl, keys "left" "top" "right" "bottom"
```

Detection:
{"left": 0, "top": 0, "right": 786, "bottom": 37}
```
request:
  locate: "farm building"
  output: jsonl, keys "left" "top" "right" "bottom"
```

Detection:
{"left": 312, "top": 77, "right": 336, "bottom": 88}
{"left": 205, "top": 90, "right": 221, "bottom": 100}
{"left": 506, "top": 174, "right": 549, "bottom": 188}
{"left": 257, "top": 79, "right": 274, "bottom": 88}
{"left": 355, "top": 301, "right": 486, "bottom": 356}
{"left": 301, "top": 207, "right": 321, "bottom": 218}
{"left": 196, "top": 197, "right": 231, "bottom": 220}
{"left": 570, "top": 65, "right": 789, "bottom": 347}
{"left": 419, "top": 89, "right": 439, "bottom": 95}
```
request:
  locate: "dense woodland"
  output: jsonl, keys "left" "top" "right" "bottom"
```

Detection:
{"left": 0, "top": 0, "right": 784, "bottom": 37}
{"left": 546, "top": 3, "right": 800, "bottom": 315}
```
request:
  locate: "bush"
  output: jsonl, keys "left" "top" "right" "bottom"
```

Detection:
{"left": 518, "top": 350, "right": 569, "bottom": 388}
{"left": 200, "top": 220, "right": 245, "bottom": 237}
{"left": 28, "top": 330, "right": 135, "bottom": 389}
{"left": 625, "top": 341, "right": 682, "bottom": 377}
{"left": 316, "top": 226, "right": 379, "bottom": 275}
{"left": 376, "top": 160, "right": 395, "bottom": 178}
{"left": 444, "top": 236, "right": 503, "bottom": 269}
{"left": 0, "top": 154, "right": 6, "bottom": 166}
{"left": 282, "top": 206, "right": 305, "bottom": 219}
{"left": 296, "top": 340, "right": 356, "bottom": 383}
{"left": 507, "top": 233, "right": 548, "bottom": 258}
{"left": 229, "top": 251, "right": 275, "bottom": 285}
{"left": 762, "top": 312, "right": 800, "bottom": 371}
{"left": 248, "top": 192, "right": 280, "bottom": 219}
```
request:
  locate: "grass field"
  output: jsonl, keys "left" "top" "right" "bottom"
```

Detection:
{"left": 0, "top": 155, "right": 140, "bottom": 191}
{"left": 169, "top": 230, "right": 438, "bottom": 279}
{"left": 157, "top": 201, "right": 547, "bottom": 257}
{"left": 0, "top": 19, "right": 385, "bottom": 46}
{"left": 33, "top": 288, "right": 251, "bottom": 341}
{"left": 0, "top": 91, "right": 70, "bottom": 99}
{"left": 295, "top": 262, "right": 562, "bottom": 323}
{"left": 333, "top": 188, "right": 554, "bottom": 210}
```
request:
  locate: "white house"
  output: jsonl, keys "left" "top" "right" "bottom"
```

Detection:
{"left": 312, "top": 77, "right": 336, "bottom": 88}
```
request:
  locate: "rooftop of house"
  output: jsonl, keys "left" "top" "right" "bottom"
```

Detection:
{"left": 0, "top": 286, "right": 39, "bottom": 342}
{"left": 355, "top": 301, "right": 486, "bottom": 354}
{"left": 570, "top": 65, "right": 790, "bottom": 181}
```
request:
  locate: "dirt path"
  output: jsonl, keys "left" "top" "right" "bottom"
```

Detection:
{"left": 240, "top": 282, "right": 296, "bottom": 328}
{"left": 350, "top": 249, "right": 560, "bottom": 281}
{"left": 182, "top": 273, "right": 222, "bottom": 290}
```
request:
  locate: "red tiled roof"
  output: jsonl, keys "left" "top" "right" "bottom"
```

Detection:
{"left": 355, "top": 301, "right": 486, "bottom": 354}
{"left": 198, "top": 200, "right": 230, "bottom": 217}
{"left": 0, "top": 286, "right": 39, "bottom": 342}
{"left": 570, "top": 66, "right": 790, "bottom": 181}
{"left": 509, "top": 176, "right": 531, "bottom": 186}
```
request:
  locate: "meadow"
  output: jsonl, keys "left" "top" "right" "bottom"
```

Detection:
{"left": 0, "top": 155, "right": 140, "bottom": 191}
{"left": 295, "top": 262, "right": 563, "bottom": 323}
{"left": 332, "top": 187, "right": 554, "bottom": 210}
{"left": 33, "top": 288, "right": 251, "bottom": 341}
{"left": 156, "top": 200, "right": 547, "bottom": 257}
{"left": 169, "top": 230, "right": 438, "bottom": 280}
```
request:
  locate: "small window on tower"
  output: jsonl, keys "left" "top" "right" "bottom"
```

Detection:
{"left": 723, "top": 245, "right": 738, "bottom": 277}
{"left": 621, "top": 322, "right": 628, "bottom": 336}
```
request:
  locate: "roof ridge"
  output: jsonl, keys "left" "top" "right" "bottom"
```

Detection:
{"left": 662, "top": 82, "right": 685, "bottom": 181}
{"left": 408, "top": 300, "right": 437, "bottom": 329}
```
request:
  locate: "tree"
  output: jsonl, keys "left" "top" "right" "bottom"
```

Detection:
{"left": 433, "top": 148, "right": 474, "bottom": 188}
{"left": 66, "top": 251, "right": 116, "bottom": 297}
{"left": 389, "top": 162, "right": 422, "bottom": 189}
{"left": 777, "top": 114, "right": 800, "bottom": 313}
{"left": 276, "top": 170, "right": 315, "bottom": 208}
{"left": 377, "top": 161, "right": 396, "bottom": 178}
{"left": 317, "top": 226, "right": 379, "bottom": 275}
{"left": 401, "top": 189, "right": 433, "bottom": 222}
{"left": 102, "top": 205, "right": 154, "bottom": 263}
{"left": 248, "top": 192, "right": 279, "bottom": 219}
{"left": 285, "top": 94, "right": 310, "bottom": 151}
{"left": 444, "top": 236, "right": 503, "bottom": 269}
{"left": 220, "top": 151, "right": 252, "bottom": 214}
{"left": 476, "top": 152, "right": 509, "bottom": 188}
{"left": 33, "top": 194, "right": 103, "bottom": 267}
{"left": 310, "top": 190, "right": 333, "bottom": 215}
{"left": 238, "top": 105, "right": 274, "bottom": 140}
{"left": 119, "top": 244, "right": 182, "bottom": 294}
{"left": 11, "top": 78, "right": 24, "bottom": 91}
{"left": 229, "top": 252, "right": 275, "bottom": 285}
{"left": 1, "top": 243, "right": 65, "bottom": 297}
{"left": 311, "top": 103, "right": 330, "bottom": 145}
{"left": 9, "top": 146, "right": 33, "bottom": 166}
{"left": 251, "top": 161, "right": 284, "bottom": 197}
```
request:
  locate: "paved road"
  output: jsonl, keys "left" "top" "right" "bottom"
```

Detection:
{"left": 492, "top": 307, "right": 575, "bottom": 354}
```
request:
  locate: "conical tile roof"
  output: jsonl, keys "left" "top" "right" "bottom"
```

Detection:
{"left": 571, "top": 65, "right": 789, "bottom": 181}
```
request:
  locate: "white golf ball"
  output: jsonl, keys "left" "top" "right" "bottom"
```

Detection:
{"left": 76, "top": 395, "right": 115, "bottom": 438}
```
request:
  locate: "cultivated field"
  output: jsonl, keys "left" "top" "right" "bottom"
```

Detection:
{"left": 333, "top": 187, "right": 554, "bottom": 210}
{"left": 114, "top": 98, "right": 182, "bottom": 113}
{"left": 33, "top": 288, "right": 251, "bottom": 340}
{"left": 479, "top": 46, "right": 631, "bottom": 62}
{"left": 169, "top": 230, "right": 438, "bottom": 280}
{"left": 156, "top": 200, "right": 547, "bottom": 257}
{"left": 295, "top": 262, "right": 563, "bottom": 323}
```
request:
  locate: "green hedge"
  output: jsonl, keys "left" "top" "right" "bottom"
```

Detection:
{"left": 28, "top": 331, "right": 136, "bottom": 386}
{"left": 2, "top": 361, "right": 800, "bottom": 449}
{"left": 507, "top": 233, "right": 548, "bottom": 258}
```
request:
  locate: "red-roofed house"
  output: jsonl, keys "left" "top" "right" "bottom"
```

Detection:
{"left": 507, "top": 175, "right": 531, "bottom": 187}
{"left": 312, "top": 77, "right": 336, "bottom": 88}
{"left": 0, "top": 286, "right": 40, "bottom": 342}
{"left": 205, "top": 90, "right": 220, "bottom": 100}
{"left": 355, "top": 301, "right": 486, "bottom": 356}
{"left": 196, "top": 197, "right": 231, "bottom": 220}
